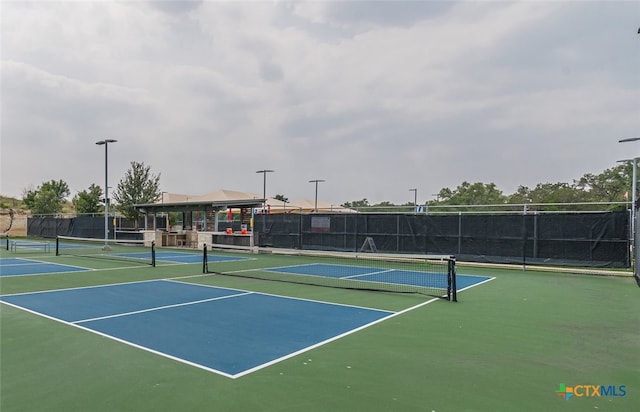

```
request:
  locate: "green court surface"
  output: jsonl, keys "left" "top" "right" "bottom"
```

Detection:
{"left": 1, "top": 246, "right": 638, "bottom": 412}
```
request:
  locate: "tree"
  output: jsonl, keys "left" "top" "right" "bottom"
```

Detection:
{"left": 112, "top": 161, "right": 161, "bottom": 223}
{"left": 526, "top": 182, "right": 588, "bottom": 204}
{"left": 342, "top": 199, "right": 370, "bottom": 208}
{"left": 274, "top": 194, "right": 289, "bottom": 203}
{"left": 72, "top": 184, "right": 103, "bottom": 214}
{"left": 22, "top": 179, "right": 70, "bottom": 214}
{"left": 436, "top": 182, "right": 506, "bottom": 205}
{"left": 374, "top": 201, "right": 395, "bottom": 207}
{"left": 506, "top": 186, "right": 532, "bottom": 204}
{"left": 575, "top": 163, "right": 631, "bottom": 203}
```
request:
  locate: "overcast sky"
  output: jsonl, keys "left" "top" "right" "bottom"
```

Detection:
{"left": 2, "top": 1, "right": 639, "bottom": 205}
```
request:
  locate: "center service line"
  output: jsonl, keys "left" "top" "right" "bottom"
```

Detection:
{"left": 73, "top": 291, "right": 253, "bottom": 324}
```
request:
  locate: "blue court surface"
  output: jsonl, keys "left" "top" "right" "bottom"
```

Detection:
{"left": 0, "top": 280, "right": 394, "bottom": 378}
{"left": 155, "top": 250, "right": 248, "bottom": 264}
{"left": 0, "top": 258, "right": 89, "bottom": 277}
{"left": 267, "top": 263, "right": 492, "bottom": 290}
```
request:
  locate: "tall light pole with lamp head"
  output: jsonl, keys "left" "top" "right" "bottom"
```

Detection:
{"left": 618, "top": 138, "right": 640, "bottom": 256}
{"left": 409, "top": 188, "right": 417, "bottom": 213}
{"left": 96, "top": 139, "right": 117, "bottom": 249}
{"left": 255, "top": 170, "right": 274, "bottom": 213}
{"left": 309, "top": 179, "right": 325, "bottom": 212}
{"left": 618, "top": 137, "right": 640, "bottom": 204}
{"left": 256, "top": 170, "right": 274, "bottom": 232}
{"left": 619, "top": 27, "right": 640, "bottom": 279}
{"left": 616, "top": 157, "right": 637, "bottom": 210}
{"left": 161, "top": 191, "right": 168, "bottom": 230}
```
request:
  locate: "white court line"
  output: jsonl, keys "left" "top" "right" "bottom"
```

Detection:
{"left": 457, "top": 276, "right": 496, "bottom": 292}
{"left": 0, "top": 297, "right": 238, "bottom": 379}
{"left": 0, "top": 257, "right": 59, "bottom": 266}
{"left": 73, "top": 291, "right": 253, "bottom": 324}
{"left": 167, "top": 278, "right": 396, "bottom": 314}
{"left": 343, "top": 268, "right": 395, "bottom": 279}
{"left": 0, "top": 278, "right": 164, "bottom": 297}
{"left": 232, "top": 296, "right": 440, "bottom": 379}
{"left": 1, "top": 273, "right": 490, "bottom": 379}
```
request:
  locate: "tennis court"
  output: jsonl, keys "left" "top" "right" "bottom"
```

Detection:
{"left": 0, "top": 245, "right": 491, "bottom": 379}
{"left": 265, "top": 263, "right": 491, "bottom": 290}
{"left": 1, "top": 279, "right": 396, "bottom": 378}
{"left": 0, "top": 258, "right": 89, "bottom": 277}
{"left": 156, "top": 250, "right": 247, "bottom": 264}
{"left": 1, "top": 240, "right": 637, "bottom": 411}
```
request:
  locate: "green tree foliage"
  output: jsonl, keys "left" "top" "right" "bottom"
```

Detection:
{"left": 505, "top": 185, "right": 531, "bottom": 205}
{"left": 428, "top": 163, "right": 633, "bottom": 212}
{"left": 506, "top": 178, "right": 625, "bottom": 211}
{"left": 112, "top": 161, "right": 161, "bottom": 222}
{"left": 72, "top": 184, "right": 103, "bottom": 214}
{"left": 22, "top": 179, "right": 70, "bottom": 214}
{"left": 0, "top": 195, "right": 21, "bottom": 209}
{"left": 575, "top": 163, "right": 630, "bottom": 203}
{"left": 524, "top": 182, "right": 588, "bottom": 205}
{"left": 11, "top": 162, "right": 634, "bottom": 215}
{"left": 342, "top": 199, "right": 370, "bottom": 208}
{"left": 374, "top": 201, "right": 396, "bottom": 208}
{"left": 437, "top": 182, "right": 506, "bottom": 205}
{"left": 366, "top": 201, "right": 408, "bottom": 212}
{"left": 506, "top": 183, "right": 582, "bottom": 206}
{"left": 342, "top": 199, "right": 407, "bottom": 212}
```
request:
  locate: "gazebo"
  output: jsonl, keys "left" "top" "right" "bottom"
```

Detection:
{"left": 134, "top": 189, "right": 265, "bottom": 248}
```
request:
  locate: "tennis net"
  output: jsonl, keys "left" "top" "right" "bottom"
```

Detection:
{"left": 202, "top": 244, "right": 457, "bottom": 301}
{"left": 56, "top": 236, "right": 156, "bottom": 266}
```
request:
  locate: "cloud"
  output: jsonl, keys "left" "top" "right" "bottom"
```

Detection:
{"left": 149, "top": 0, "right": 203, "bottom": 15}
{"left": 1, "top": 1, "right": 639, "bottom": 205}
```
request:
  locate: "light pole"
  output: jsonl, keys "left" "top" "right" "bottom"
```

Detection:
{"left": 255, "top": 170, "right": 274, "bottom": 213}
{"left": 409, "top": 188, "right": 417, "bottom": 213}
{"left": 309, "top": 179, "right": 325, "bottom": 212}
{"left": 618, "top": 137, "right": 640, "bottom": 212}
{"left": 256, "top": 170, "right": 274, "bottom": 234}
{"left": 161, "top": 191, "right": 168, "bottom": 230}
{"left": 618, "top": 138, "right": 640, "bottom": 258}
{"left": 96, "top": 139, "right": 117, "bottom": 249}
{"left": 617, "top": 158, "right": 637, "bottom": 213}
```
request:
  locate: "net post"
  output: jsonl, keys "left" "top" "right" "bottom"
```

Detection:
{"left": 55, "top": 236, "right": 60, "bottom": 256}
{"left": 5, "top": 236, "right": 8, "bottom": 251}
{"left": 151, "top": 240, "right": 156, "bottom": 267}
{"left": 202, "top": 243, "right": 208, "bottom": 274}
{"left": 449, "top": 257, "right": 457, "bottom": 302}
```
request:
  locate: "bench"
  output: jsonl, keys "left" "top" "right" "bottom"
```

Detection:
{"left": 10, "top": 241, "right": 51, "bottom": 253}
